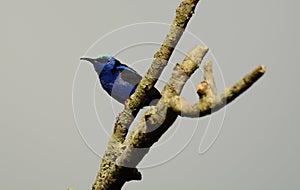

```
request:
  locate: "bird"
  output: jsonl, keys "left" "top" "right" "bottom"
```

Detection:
{"left": 80, "top": 54, "right": 161, "bottom": 106}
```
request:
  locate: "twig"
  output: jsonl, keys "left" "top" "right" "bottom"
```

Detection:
{"left": 170, "top": 65, "right": 266, "bottom": 117}
{"left": 196, "top": 60, "right": 217, "bottom": 100}
{"left": 203, "top": 60, "right": 217, "bottom": 97}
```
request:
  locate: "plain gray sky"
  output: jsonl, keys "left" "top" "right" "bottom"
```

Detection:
{"left": 1, "top": 0, "right": 299, "bottom": 189}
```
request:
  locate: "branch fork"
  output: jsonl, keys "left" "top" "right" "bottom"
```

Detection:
{"left": 83, "top": 0, "right": 266, "bottom": 189}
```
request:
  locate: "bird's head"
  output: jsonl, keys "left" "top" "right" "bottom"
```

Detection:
{"left": 80, "top": 54, "right": 115, "bottom": 74}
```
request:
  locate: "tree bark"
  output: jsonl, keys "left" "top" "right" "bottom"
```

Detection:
{"left": 72, "top": 0, "right": 267, "bottom": 190}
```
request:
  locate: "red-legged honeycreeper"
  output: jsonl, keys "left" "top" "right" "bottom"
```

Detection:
{"left": 80, "top": 55, "right": 161, "bottom": 106}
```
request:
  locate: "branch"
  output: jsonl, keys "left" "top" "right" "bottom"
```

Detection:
{"left": 92, "top": 45, "right": 208, "bottom": 189}
{"left": 114, "top": 0, "right": 200, "bottom": 143}
{"left": 170, "top": 65, "right": 266, "bottom": 117}
{"left": 91, "top": 1, "right": 201, "bottom": 190}
{"left": 203, "top": 60, "right": 217, "bottom": 97}
{"left": 196, "top": 60, "right": 217, "bottom": 103}
{"left": 116, "top": 45, "right": 208, "bottom": 167}
{"left": 85, "top": 1, "right": 267, "bottom": 189}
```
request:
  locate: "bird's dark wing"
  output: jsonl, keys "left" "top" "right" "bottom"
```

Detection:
{"left": 112, "top": 59, "right": 142, "bottom": 85}
{"left": 119, "top": 69, "right": 142, "bottom": 85}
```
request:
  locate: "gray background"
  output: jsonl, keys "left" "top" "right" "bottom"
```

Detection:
{"left": 1, "top": 0, "right": 299, "bottom": 189}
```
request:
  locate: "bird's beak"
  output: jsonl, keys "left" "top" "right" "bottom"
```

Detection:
{"left": 80, "top": 57, "right": 98, "bottom": 64}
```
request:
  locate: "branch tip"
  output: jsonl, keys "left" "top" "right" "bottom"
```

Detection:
{"left": 196, "top": 81, "right": 208, "bottom": 97}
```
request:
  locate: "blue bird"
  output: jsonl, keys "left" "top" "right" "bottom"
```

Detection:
{"left": 80, "top": 55, "right": 161, "bottom": 106}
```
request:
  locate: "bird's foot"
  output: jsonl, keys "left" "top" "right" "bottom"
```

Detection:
{"left": 124, "top": 98, "right": 130, "bottom": 105}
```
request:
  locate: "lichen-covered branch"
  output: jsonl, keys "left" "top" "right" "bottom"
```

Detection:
{"left": 91, "top": 1, "right": 201, "bottom": 190}
{"left": 116, "top": 46, "right": 208, "bottom": 167}
{"left": 170, "top": 65, "right": 266, "bottom": 117}
{"left": 82, "top": 0, "right": 267, "bottom": 190}
{"left": 114, "top": 0, "right": 200, "bottom": 143}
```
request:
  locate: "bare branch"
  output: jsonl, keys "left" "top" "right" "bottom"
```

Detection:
{"left": 114, "top": 0, "right": 201, "bottom": 143}
{"left": 91, "top": 1, "right": 201, "bottom": 190}
{"left": 85, "top": 0, "right": 267, "bottom": 189}
{"left": 204, "top": 60, "right": 217, "bottom": 96}
{"left": 197, "top": 60, "right": 216, "bottom": 102}
{"left": 116, "top": 45, "right": 209, "bottom": 167}
{"left": 170, "top": 65, "right": 266, "bottom": 117}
